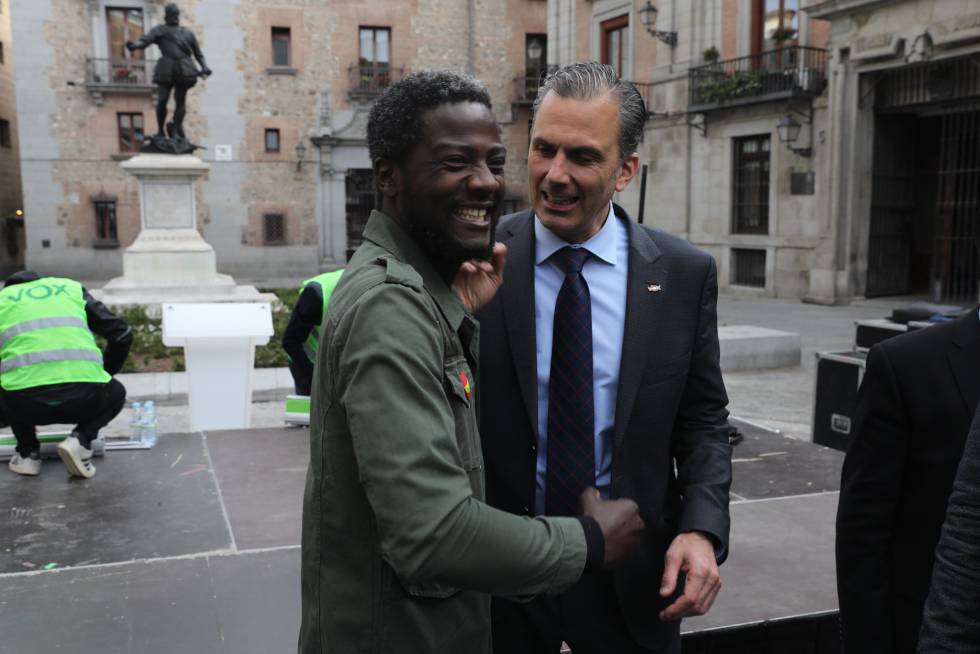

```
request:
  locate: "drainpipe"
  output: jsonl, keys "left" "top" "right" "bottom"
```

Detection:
{"left": 467, "top": 0, "right": 476, "bottom": 74}
{"left": 686, "top": 117, "right": 693, "bottom": 239}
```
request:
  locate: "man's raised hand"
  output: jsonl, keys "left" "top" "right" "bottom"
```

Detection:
{"left": 453, "top": 242, "right": 507, "bottom": 313}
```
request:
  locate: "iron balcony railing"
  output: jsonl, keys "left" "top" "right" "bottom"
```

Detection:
{"left": 688, "top": 46, "right": 828, "bottom": 111}
{"left": 86, "top": 58, "right": 154, "bottom": 86}
{"left": 514, "top": 76, "right": 543, "bottom": 104}
{"left": 348, "top": 64, "right": 405, "bottom": 97}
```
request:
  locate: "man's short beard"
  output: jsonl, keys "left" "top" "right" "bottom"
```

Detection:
{"left": 402, "top": 198, "right": 496, "bottom": 267}
{"left": 406, "top": 220, "right": 495, "bottom": 268}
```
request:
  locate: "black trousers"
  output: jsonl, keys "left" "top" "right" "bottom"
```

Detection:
{"left": 2, "top": 380, "right": 127, "bottom": 455}
{"left": 491, "top": 571, "right": 680, "bottom": 654}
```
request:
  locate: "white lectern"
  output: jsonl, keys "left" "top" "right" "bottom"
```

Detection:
{"left": 161, "top": 302, "right": 273, "bottom": 431}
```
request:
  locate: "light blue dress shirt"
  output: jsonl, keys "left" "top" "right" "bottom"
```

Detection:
{"left": 534, "top": 204, "right": 628, "bottom": 516}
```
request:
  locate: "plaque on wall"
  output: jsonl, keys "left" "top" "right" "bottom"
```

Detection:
{"left": 791, "top": 171, "right": 815, "bottom": 195}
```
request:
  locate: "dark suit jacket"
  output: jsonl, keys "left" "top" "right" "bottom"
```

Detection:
{"left": 836, "top": 309, "right": 980, "bottom": 654}
{"left": 477, "top": 206, "right": 732, "bottom": 649}
{"left": 917, "top": 402, "right": 980, "bottom": 652}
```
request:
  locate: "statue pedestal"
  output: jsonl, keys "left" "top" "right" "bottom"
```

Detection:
{"left": 99, "top": 154, "right": 270, "bottom": 306}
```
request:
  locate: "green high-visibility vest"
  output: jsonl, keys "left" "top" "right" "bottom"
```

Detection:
{"left": 301, "top": 270, "right": 343, "bottom": 362}
{"left": 0, "top": 277, "right": 110, "bottom": 391}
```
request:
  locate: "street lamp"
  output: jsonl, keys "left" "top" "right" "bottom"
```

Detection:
{"left": 527, "top": 38, "right": 543, "bottom": 65}
{"left": 776, "top": 111, "right": 812, "bottom": 157}
{"left": 526, "top": 37, "right": 545, "bottom": 98}
{"left": 638, "top": 1, "right": 678, "bottom": 47}
{"left": 295, "top": 139, "right": 307, "bottom": 172}
{"left": 776, "top": 114, "right": 801, "bottom": 144}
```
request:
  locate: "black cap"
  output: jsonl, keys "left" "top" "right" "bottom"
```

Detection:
{"left": 4, "top": 270, "right": 42, "bottom": 288}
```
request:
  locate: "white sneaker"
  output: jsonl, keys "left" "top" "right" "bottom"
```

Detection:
{"left": 57, "top": 436, "right": 96, "bottom": 479}
{"left": 9, "top": 452, "right": 41, "bottom": 476}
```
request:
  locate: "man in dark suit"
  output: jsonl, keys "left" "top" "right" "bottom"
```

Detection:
{"left": 918, "top": 401, "right": 980, "bottom": 651}
{"left": 478, "top": 62, "right": 733, "bottom": 653}
{"left": 836, "top": 309, "right": 980, "bottom": 653}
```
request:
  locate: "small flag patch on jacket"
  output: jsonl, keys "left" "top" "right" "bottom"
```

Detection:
{"left": 459, "top": 370, "right": 472, "bottom": 400}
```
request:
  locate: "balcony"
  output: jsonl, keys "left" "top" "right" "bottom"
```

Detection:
{"left": 348, "top": 65, "right": 405, "bottom": 101}
{"left": 84, "top": 58, "right": 155, "bottom": 105}
{"left": 688, "top": 47, "right": 828, "bottom": 112}
{"left": 513, "top": 76, "right": 544, "bottom": 106}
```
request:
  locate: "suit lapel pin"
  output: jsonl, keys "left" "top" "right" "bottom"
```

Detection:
{"left": 647, "top": 283, "right": 662, "bottom": 293}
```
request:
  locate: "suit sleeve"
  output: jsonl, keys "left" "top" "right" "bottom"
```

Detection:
{"left": 918, "top": 404, "right": 980, "bottom": 651}
{"left": 335, "top": 282, "right": 587, "bottom": 597}
{"left": 671, "top": 257, "right": 733, "bottom": 562}
{"left": 836, "top": 344, "right": 907, "bottom": 653}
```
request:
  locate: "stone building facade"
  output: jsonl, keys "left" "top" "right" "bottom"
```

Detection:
{"left": 547, "top": 0, "right": 832, "bottom": 299}
{"left": 548, "top": 0, "right": 980, "bottom": 303}
{"left": 9, "top": 0, "right": 548, "bottom": 282}
{"left": 0, "top": 0, "right": 25, "bottom": 276}
{"left": 806, "top": 0, "right": 980, "bottom": 305}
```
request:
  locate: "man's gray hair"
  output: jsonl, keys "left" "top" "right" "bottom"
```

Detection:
{"left": 531, "top": 62, "right": 646, "bottom": 162}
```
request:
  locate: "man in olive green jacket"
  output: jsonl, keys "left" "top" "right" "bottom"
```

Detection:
{"left": 299, "top": 71, "right": 644, "bottom": 653}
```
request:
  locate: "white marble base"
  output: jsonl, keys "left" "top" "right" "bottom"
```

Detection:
{"left": 93, "top": 284, "right": 275, "bottom": 309}
{"left": 101, "top": 154, "right": 268, "bottom": 307}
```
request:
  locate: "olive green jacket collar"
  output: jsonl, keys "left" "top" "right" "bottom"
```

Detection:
{"left": 361, "top": 209, "right": 469, "bottom": 333}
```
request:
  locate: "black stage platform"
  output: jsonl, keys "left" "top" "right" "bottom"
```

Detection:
{"left": 0, "top": 427, "right": 844, "bottom": 653}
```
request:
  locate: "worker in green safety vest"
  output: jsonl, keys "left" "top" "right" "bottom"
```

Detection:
{"left": 281, "top": 270, "right": 343, "bottom": 396}
{"left": 0, "top": 271, "right": 133, "bottom": 478}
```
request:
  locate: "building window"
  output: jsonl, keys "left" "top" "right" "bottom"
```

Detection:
{"left": 106, "top": 8, "right": 144, "bottom": 61}
{"left": 117, "top": 113, "right": 144, "bottom": 152}
{"left": 264, "top": 213, "right": 286, "bottom": 245}
{"left": 92, "top": 192, "right": 119, "bottom": 248}
{"left": 753, "top": 0, "right": 799, "bottom": 53}
{"left": 357, "top": 26, "right": 391, "bottom": 88}
{"left": 264, "top": 128, "right": 281, "bottom": 153}
{"left": 732, "top": 135, "right": 770, "bottom": 234}
{"left": 0, "top": 119, "right": 10, "bottom": 148}
{"left": 601, "top": 15, "right": 629, "bottom": 76}
{"left": 271, "top": 27, "right": 291, "bottom": 67}
{"left": 345, "top": 169, "right": 376, "bottom": 260}
{"left": 731, "top": 249, "right": 766, "bottom": 288}
{"left": 0, "top": 41, "right": 5, "bottom": 65}
{"left": 524, "top": 34, "right": 547, "bottom": 100}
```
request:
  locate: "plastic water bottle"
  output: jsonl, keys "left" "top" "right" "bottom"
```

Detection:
{"left": 141, "top": 400, "right": 158, "bottom": 447}
{"left": 130, "top": 402, "right": 143, "bottom": 442}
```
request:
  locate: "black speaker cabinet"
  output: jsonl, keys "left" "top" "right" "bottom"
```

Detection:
{"left": 812, "top": 351, "right": 867, "bottom": 451}
{"left": 854, "top": 319, "right": 907, "bottom": 351}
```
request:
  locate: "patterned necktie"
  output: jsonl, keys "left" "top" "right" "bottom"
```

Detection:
{"left": 546, "top": 246, "right": 595, "bottom": 517}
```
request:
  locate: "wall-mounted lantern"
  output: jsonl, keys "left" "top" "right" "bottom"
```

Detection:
{"left": 638, "top": 1, "right": 677, "bottom": 47}
{"left": 776, "top": 109, "right": 813, "bottom": 158}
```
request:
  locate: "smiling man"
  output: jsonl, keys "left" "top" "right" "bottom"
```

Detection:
{"left": 298, "top": 71, "right": 646, "bottom": 654}
{"left": 478, "top": 62, "right": 733, "bottom": 654}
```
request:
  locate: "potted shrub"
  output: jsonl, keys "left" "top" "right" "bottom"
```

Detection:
{"left": 771, "top": 26, "right": 797, "bottom": 45}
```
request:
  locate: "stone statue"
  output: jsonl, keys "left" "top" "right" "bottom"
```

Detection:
{"left": 126, "top": 3, "right": 212, "bottom": 154}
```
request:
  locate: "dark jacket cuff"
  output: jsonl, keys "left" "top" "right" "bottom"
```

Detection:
{"left": 577, "top": 516, "right": 605, "bottom": 572}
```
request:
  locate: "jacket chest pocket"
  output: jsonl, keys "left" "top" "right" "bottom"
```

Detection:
{"left": 443, "top": 356, "right": 485, "bottom": 499}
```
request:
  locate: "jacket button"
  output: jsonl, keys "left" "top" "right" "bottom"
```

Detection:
{"left": 530, "top": 444, "right": 536, "bottom": 452}
{"left": 523, "top": 506, "right": 530, "bottom": 514}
